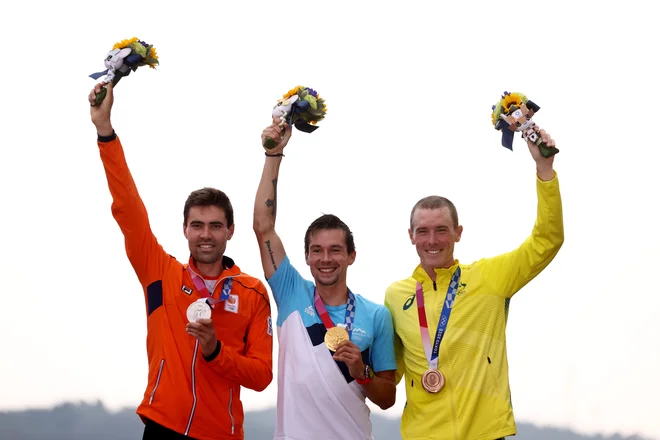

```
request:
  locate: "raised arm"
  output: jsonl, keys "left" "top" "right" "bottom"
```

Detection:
{"left": 480, "top": 126, "right": 564, "bottom": 297}
{"left": 89, "top": 82, "right": 168, "bottom": 287}
{"left": 253, "top": 120, "right": 292, "bottom": 280}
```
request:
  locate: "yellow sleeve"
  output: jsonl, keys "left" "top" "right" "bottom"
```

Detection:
{"left": 393, "top": 332, "right": 405, "bottom": 385}
{"left": 479, "top": 172, "right": 564, "bottom": 297}
{"left": 385, "top": 291, "right": 406, "bottom": 385}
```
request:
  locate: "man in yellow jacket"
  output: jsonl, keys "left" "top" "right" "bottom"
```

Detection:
{"left": 385, "top": 126, "right": 564, "bottom": 440}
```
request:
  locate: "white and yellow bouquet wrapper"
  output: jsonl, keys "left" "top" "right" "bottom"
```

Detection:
{"left": 89, "top": 37, "right": 159, "bottom": 106}
{"left": 491, "top": 91, "right": 558, "bottom": 158}
{"left": 264, "top": 86, "right": 327, "bottom": 149}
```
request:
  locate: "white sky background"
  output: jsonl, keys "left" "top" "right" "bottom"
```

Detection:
{"left": 1, "top": 0, "right": 658, "bottom": 438}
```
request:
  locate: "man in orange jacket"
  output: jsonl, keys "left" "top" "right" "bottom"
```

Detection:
{"left": 88, "top": 82, "right": 273, "bottom": 440}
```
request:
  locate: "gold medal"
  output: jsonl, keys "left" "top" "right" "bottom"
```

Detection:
{"left": 421, "top": 369, "right": 445, "bottom": 393}
{"left": 324, "top": 326, "right": 349, "bottom": 351}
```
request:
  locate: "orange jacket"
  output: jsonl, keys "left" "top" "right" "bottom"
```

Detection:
{"left": 98, "top": 134, "right": 273, "bottom": 439}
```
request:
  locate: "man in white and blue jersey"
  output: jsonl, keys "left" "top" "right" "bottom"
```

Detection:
{"left": 253, "top": 119, "right": 397, "bottom": 439}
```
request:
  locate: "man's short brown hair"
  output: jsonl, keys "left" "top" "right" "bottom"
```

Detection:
{"left": 304, "top": 214, "right": 356, "bottom": 254}
{"left": 410, "top": 196, "right": 458, "bottom": 230}
{"left": 183, "top": 187, "right": 234, "bottom": 227}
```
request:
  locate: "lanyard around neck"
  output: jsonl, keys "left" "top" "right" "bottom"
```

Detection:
{"left": 314, "top": 289, "right": 356, "bottom": 339}
{"left": 189, "top": 269, "right": 233, "bottom": 308}
{"left": 416, "top": 267, "right": 461, "bottom": 369}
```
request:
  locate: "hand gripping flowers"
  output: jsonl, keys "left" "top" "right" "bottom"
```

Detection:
{"left": 491, "top": 91, "right": 559, "bottom": 158}
{"left": 89, "top": 37, "right": 159, "bottom": 106}
{"left": 263, "top": 86, "right": 327, "bottom": 149}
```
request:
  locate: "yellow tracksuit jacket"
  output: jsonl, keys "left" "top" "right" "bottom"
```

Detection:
{"left": 385, "top": 174, "right": 564, "bottom": 440}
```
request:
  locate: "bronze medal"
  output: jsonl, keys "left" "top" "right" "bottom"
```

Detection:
{"left": 324, "top": 326, "right": 349, "bottom": 351}
{"left": 421, "top": 369, "right": 445, "bottom": 393}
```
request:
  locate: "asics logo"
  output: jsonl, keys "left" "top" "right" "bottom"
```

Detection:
{"left": 403, "top": 295, "right": 415, "bottom": 310}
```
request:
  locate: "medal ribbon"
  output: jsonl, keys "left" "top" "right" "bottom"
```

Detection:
{"left": 190, "top": 272, "right": 233, "bottom": 308}
{"left": 416, "top": 267, "right": 461, "bottom": 370}
{"left": 314, "top": 289, "right": 356, "bottom": 339}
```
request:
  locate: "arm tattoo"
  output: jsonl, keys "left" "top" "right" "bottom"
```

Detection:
{"left": 265, "top": 240, "right": 277, "bottom": 270}
{"left": 264, "top": 178, "right": 278, "bottom": 219}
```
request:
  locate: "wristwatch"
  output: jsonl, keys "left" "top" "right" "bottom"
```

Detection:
{"left": 356, "top": 364, "right": 374, "bottom": 385}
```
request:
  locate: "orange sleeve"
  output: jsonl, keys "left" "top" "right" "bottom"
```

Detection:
{"left": 98, "top": 135, "right": 169, "bottom": 287}
{"left": 207, "top": 285, "right": 274, "bottom": 391}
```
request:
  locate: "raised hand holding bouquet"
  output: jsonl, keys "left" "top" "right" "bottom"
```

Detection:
{"left": 264, "top": 86, "right": 327, "bottom": 149}
{"left": 491, "top": 91, "right": 558, "bottom": 158}
{"left": 89, "top": 37, "right": 159, "bottom": 106}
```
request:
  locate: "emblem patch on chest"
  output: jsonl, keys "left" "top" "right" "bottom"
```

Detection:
{"left": 225, "top": 294, "right": 239, "bottom": 313}
{"left": 403, "top": 295, "right": 415, "bottom": 310}
{"left": 182, "top": 285, "right": 193, "bottom": 295}
{"left": 351, "top": 327, "right": 367, "bottom": 343}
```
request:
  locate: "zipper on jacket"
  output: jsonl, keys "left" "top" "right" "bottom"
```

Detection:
{"left": 228, "top": 388, "right": 235, "bottom": 435}
{"left": 186, "top": 267, "right": 243, "bottom": 297}
{"left": 148, "top": 359, "right": 165, "bottom": 405}
{"left": 185, "top": 341, "right": 200, "bottom": 436}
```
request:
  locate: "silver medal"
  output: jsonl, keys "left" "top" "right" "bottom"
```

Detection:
{"left": 186, "top": 299, "right": 211, "bottom": 322}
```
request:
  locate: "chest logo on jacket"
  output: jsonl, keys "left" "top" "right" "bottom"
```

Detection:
{"left": 225, "top": 294, "right": 239, "bottom": 313}
{"left": 403, "top": 295, "right": 415, "bottom": 311}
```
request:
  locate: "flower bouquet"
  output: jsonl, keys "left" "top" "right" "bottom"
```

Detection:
{"left": 89, "top": 37, "right": 159, "bottom": 106}
{"left": 491, "top": 91, "right": 558, "bottom": 158}
{"left": 263, "top": 86, "right": 327, "bottom": 149}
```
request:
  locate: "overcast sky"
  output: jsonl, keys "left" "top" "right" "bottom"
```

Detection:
{"left": 1, "top": 1, "right": 658, "bottom": 439}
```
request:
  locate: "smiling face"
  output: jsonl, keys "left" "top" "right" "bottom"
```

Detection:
{"left": 409, "top": 207, "right": 462, "bottom": 275}
{"left": 305, "top": 229, "right": 356, "bottom": 287}
{"left": 183, "top": 205, "right": 234, "bottom": 267}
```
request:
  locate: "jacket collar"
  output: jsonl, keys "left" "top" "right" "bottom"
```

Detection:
{"left": 186, "top": 255, "right": 240, "bottom": 279}
{"left": 412, "top": 260, "right": 460, "bottom": 286}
